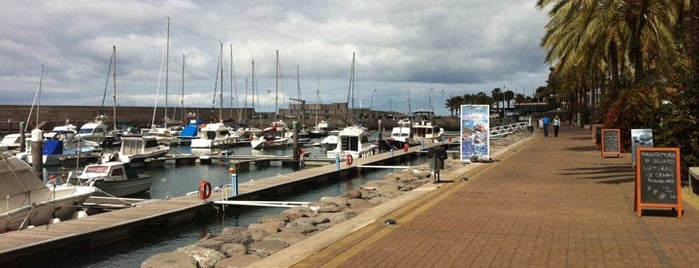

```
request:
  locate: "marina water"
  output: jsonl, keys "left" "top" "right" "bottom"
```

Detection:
{"left": 7, "top": 143, "right": 430, "bottom": 267}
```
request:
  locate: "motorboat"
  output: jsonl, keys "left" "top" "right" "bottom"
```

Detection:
{"left": 110, "top": 136, "right": 169, "bottom": 167}
{"left": 379, "top": 118, "right": 415, "bottom": 151}
{"left": 411, "top": 110, "right": 444, "bottom": 144}
{"left": 250, "top": 122, "right": 293, "bottom": 150}
{"left": 75, "top": 115, "right": 110, "bottom": 146}
{"left": 0, "top": 153, "right": 96, "bottom": 231}
{"left": 319, "top": 134, "right": 339, "bottom": 150}
{"left": 190, "top": 123, "right": 241, "bottom": 148}
{"left": 309, "top": 120, "right": 332, "bottom": 139}
{"left": 142, "top": 127, "right": 181, "bottom": 146}
{"left": 18, "top": 139, "right": 101, "bottom": 167}
{"left": 70, "top": 161, "right": 151, "bottom": 197}
{"left": 0, "top": 133, "right": 30, "bottom": 151}
{"left": 43, "top": 121, "right": 78, "bottom": 141}
{"left": 326, "top": 125, "right": 378, "bottom": 159}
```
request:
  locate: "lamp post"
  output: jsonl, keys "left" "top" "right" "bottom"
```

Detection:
{"left": 371, "top": 89, "right": 376, "bottom": 110}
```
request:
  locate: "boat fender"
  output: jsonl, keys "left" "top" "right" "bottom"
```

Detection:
{"left": 403, "top": 144, "right": 409, "bottom": 152}
{"left": 346, "top": 154, "right": 353, "bottom": 165}
{"left": 199, "top": 180, "right": 212, "bottom": 200}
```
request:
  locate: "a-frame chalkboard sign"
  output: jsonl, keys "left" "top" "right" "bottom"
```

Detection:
{"left": 601, "top": 129, "right": 621, "bottom": 158}
{"left": 634, "top": 147, "right": 682, "bottom": 218}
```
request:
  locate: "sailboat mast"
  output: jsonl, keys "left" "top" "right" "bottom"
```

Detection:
{"left": 164, "top": 17, "right": 170, "bottom": 127}
{"left": 315, "top": 78, "right": 319, "bottom": 129}
{"left": 275, "top": 49, "right": 279, "bottom": 121}
{"left": 345, "top": 52, "right": 355, "bottom": 126}
{"left": 180, "top": 54, "right": 185, "bottom": 123}
{"left": 112, "top": 45, "right": 117, "bottom": 130}
{"left": 219, "top": 42, "right": 224, "bottom": 123}
{"left": 37, "top": 64, "right": 43, "bottom": 128}
{"left": 251, "top": 60, "right": 255, "bottom": 117}
{"left": 230, "top": 44, "right": 240, "bottom": 121}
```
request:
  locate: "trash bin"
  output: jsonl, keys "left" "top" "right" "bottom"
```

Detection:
{"left": 428, "top": 147, "right": 447, "bottom": 182}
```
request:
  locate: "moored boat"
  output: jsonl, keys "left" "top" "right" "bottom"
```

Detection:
{"left": 250, "top": 122, "right": 293, "bottom": 149}
{"left": 0, "top": 153, "right": 96, "bottom": 231}
{"left": 111, "top": 136, "right": 169, "bottom": 167}
{"left": 190, "top": 123, "right": 241, "bottom": 148}
{"left": 70, "top": 161, "right": 151, "bottom": 197}
{"left": 411, "top": 110, "right": 444, "bottom": 144}
{"left": 326, "top": 125, "right": 378, "bottom": 159}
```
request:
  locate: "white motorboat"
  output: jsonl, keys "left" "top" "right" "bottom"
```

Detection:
{"left": 326, "top": 125, "right": 378, "bottom": 159}
{"left": 380, "top": 118, "right": 415, "bottom": 151}
{"left": 111, "top": 136, "right": 169, "bottom": 167}
{"left": 75, "top": 115, "right": 110, "bottom": 145}
{"left": 0, "top": 133, "right": 30, "bottom": 151}
{"left": 142, "top": 127, "right": 181, "bottom": 146}
{"left": 319, "top": 134, "right": 339, "bottom": 150}
{"left": 250, "top": 122, "right": 293, "bottom": 149}
{"left": 190, "top": 123, "right": 240, "bottom": 148}
{"left": 411, "top": 110, "right": 444, "bottom": 144}
{"left": 71, "top": 161, "right": 151, "bottom": 197}
{"left": 43, "top": 121, "right": 78, "bottom": 140}
{"left": 0, "top": 153, "right": 96, "bottom": 231}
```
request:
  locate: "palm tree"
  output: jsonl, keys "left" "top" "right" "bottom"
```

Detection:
{"left": 491, "top": 87, "right": 503, "bottom": 117}
{"left": 504, "top": 90, "right": 515, "bottom": 114}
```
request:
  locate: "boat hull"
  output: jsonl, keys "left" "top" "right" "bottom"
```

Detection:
{"left": 1, "top": 185, "right": 95, "bottom": 231}
{"left": 91, "top": 175, "right": 151, "bottom": 197}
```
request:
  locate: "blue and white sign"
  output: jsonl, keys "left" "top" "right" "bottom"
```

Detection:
{"left": 460, "top": 105, "right": 490, "bottom": 163}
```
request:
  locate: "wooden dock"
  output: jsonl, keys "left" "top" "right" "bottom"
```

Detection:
{"left": 0, "top": 143, "right": 438, "bottom": 261}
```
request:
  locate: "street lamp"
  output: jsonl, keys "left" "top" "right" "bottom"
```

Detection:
{"left": 371, "top": 89, "right": 376, "bottom": 110}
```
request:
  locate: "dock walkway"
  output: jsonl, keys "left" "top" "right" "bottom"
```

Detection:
{"left": 249, "top": 124, "right": 699, "bottom": 267}
{"left": 0, "top": 142, "right": 435, "bottom": 260}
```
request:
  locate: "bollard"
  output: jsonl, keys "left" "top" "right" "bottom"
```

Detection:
{"left": 421, "top": 140, "right": 425, "bottom": 150}
{"left": 229, "top": 167, "right": 238, "bottom": 197}
{"left": 390, "top": 149, "right": 394, "bottom": 157}
{"left": 335, "top": 154, "right": 340, "bottom": 171}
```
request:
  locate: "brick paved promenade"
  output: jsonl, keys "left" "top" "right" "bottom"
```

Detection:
{"left": 256, "top": 124, "right": 699, "bottom": 268}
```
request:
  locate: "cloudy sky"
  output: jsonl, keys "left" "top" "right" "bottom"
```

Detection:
{"left": 1, "top": 0, "right": 550, "bottom": 116}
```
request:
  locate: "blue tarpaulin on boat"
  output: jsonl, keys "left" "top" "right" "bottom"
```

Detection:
{"left": 43, "top": 140, "right": 63, "bottom": 155}
{"left": 180, "top": 125, "right": 198, "bottom": 137}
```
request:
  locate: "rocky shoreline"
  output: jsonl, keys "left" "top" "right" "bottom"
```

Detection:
{"left": 142, "top": 129, "right": 533, "bottom": 268}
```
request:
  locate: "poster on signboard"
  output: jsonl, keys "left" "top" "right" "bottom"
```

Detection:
{"left": 460, "top": 105, "right": 490, "bottom": 163}
{"left": 631, "top": 129, "right": 653, "bottom": 166}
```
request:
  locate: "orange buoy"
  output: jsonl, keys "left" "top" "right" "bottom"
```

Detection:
{"left": 403, "top": 143, "right": 409, "bottom": 152}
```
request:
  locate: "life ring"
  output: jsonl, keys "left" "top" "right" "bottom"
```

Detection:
{"left": 346, "top": 154, "right": 353, "bottom": 165}
{"left": 403, "top": 143, "right": 409, "bottom": 152}
{"left": 199, "top": 180, "right": 212, "bottom": 200}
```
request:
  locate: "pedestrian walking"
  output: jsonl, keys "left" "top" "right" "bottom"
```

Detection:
{"left": 553, "top": 115, "right": 560, "bottom": 137}
{"left": 542, "top": 115, "right": 550, "bottom": 137}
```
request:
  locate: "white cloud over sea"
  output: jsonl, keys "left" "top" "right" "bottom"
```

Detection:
{"left": 0, "top": 0, "right": 550, "bottom": 116}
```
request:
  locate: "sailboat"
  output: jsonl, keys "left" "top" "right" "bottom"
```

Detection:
{"left": 249, "top": 50, "right": 292, "bottom": 149}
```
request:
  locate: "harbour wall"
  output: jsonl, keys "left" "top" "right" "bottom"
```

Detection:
{"left": 0, "top": 105, "right": 461, "bottom": 135}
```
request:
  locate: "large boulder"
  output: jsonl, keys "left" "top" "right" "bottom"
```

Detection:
{"left": 248, "top": 221, "right": 282, "bottom": 235}
{"left": 262, "top": 231, "right": 307, "bottom": 245}
{"left": 176, "top": 245, "right": 227, "bottom": 268}
{"left": 220, "top": 243, "right": 248, "bottom": 257}
{"left": 248, "top": 240, "right": 289, "bottom": 257}
{"left": 280, "top": 206, "right": 314, "bottom": 220}
{"left": 141, "top": 252, "right": 197, "bottom": 268}
{"left": 219, "top": 227, "right": 255, "bottom": 245}
{"left": 341, "top": 189, "right": 362, "bottom": 199}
